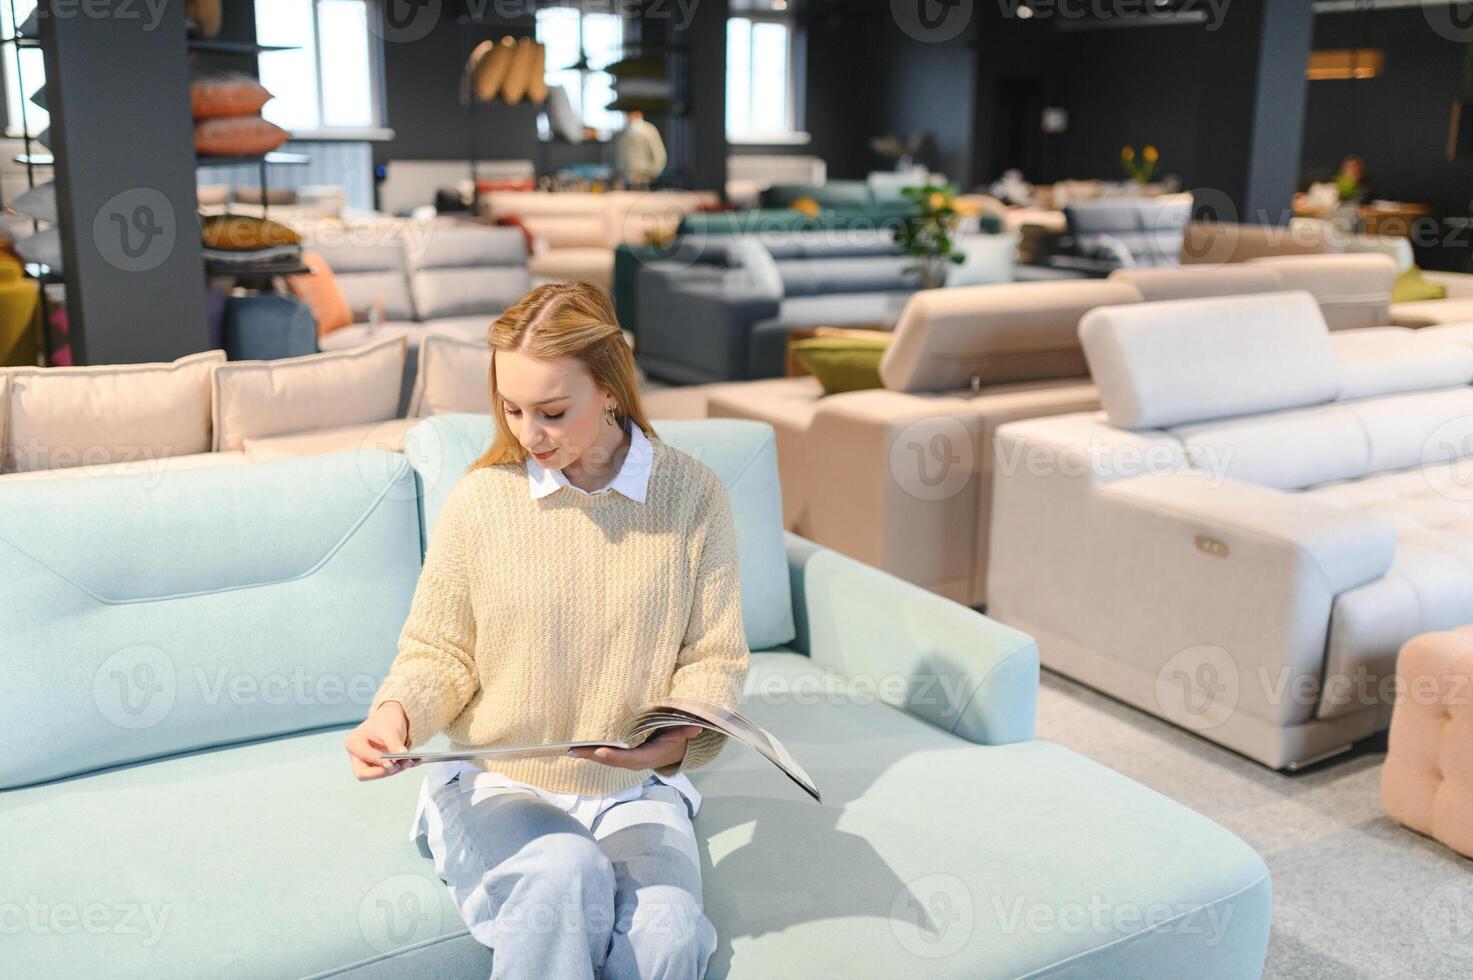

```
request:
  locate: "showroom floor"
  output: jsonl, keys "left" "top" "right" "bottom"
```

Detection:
{"left": 1036, "top": 670, "right": 1473, "bottom": 980}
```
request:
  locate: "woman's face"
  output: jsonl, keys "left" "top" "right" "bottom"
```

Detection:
{"left": 495, "top": 348, "right": 615, "bottom": 473}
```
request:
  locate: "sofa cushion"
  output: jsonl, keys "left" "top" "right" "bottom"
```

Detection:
{"left": 409, "top": 332, "right": 491, "bottom": 417}
{"left": 1108, "top": 264, "right": 1284, "bottom": 302}
{"left": 882, "top": 280, "right": 1140, "bottom": 394}
{"left": 1392, "top": 266, "right": 1447, "bottom": 303}
{"left": 0, "top": 652, "right": 1270, "bottom": 979}
{"left": 211, "top": 335, "right": 407, "bottom": 451}
{"left": 1173, "top": 386, "right": 1473, "bottom": 491}
{"left": 0, "top": 450, "right": 423, "bottom": 789}
{"left": 412, "top": 266, "right": 529, "bottom": 320}
{"left": 791, "top": 334, "right": 890, "bottom": 394}
{"left": 1329, "top": 327, "right": 1473, "bottom": 400}
{"left": 1303, "top": 468, "right": 1473, "bottom": 718}
{"left": 1249, "top": 253, "right": 1396, "bottom": 330}
{"left": 309, "top": 238, "right": 417, "bottom": 322}
{"left": 405, "top": 415, "right": 796, "bottom": 651}
{"left": 410, "top": 225, "right": 527, "bottom": 270}
{"left": 2, "top": 349, "right": 223, "bottom": 474}
{"left": 1081, "top": 290, "right": 1342, "bottom": 429}
{"left": 777, "top": 255, "right": 920, "bottom": 297}
{"left": 242, "top": 417, "right": 418, "bottom": 462}
{"left": 527, "top": 246, "right": 614, "bottom": 286}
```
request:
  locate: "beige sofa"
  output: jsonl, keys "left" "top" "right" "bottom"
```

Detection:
{"left": 478, "top": 190, "right": 714, "bottom": 288}
{"left": 988, "top": 292, "right": 1473, "bottom": 768}
{"left": 694, "top": 258, "right": 1396, "bottom": 608}
{"left": 0, "top": 332, "right": 507, "bottom": 481}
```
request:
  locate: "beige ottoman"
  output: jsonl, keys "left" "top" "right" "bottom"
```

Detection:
{"left": 1381, "top": 627, "right": 1473, "bottom": 858}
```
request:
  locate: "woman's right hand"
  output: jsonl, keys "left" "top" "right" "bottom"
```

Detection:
{"left": 345, "top": 701, "right": 415, "bottom": 781}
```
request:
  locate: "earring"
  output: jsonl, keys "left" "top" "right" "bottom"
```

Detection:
{"left": 605, "top": 406, "right": 618, "bottom": 427}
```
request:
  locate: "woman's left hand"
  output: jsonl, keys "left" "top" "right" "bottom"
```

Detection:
{"left": 568, "top": 725, "right": 701, "bottom": 771}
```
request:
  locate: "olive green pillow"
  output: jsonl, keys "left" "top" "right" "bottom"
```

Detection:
{"left": 791, "top": 335, "right": 892, "bottom": 394}
{"left": 1393, "top": 266, "right": 1448, "bottom": 304}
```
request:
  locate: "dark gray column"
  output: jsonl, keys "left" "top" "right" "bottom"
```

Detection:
{"left": 1191, "top": 0, "right": 1314, "bottom": 225}
{"left": 39, "top": 0, "right": 209, "bottom": 364}
{"left": 683, "top": 0, "right": 727, "bottom": 195}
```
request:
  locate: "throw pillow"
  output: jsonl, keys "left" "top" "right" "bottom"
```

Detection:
{"left": 1393, "top": 266, "right": 1448, "bottom": 304}
{"left": 791, "top": 333, "right": 892, "bottom": 395}
{"left": 201, "top": 214, "right": 302, "bottom": 251}
{"left": 191, "top": 74, "right": 272, "bottom": 120}
{"left": 195, "top": 116, "right": 290, "bottom": 157}
{"left": 287, "top": 251, "right": 354, "bottom": 337}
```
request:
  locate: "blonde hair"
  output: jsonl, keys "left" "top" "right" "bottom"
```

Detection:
{"left": 470, "top": 281, "right": 656, "bottom": 472}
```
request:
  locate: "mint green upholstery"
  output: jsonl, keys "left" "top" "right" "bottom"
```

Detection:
{"left": 0, "top": 452, "right": 422, "bottom": 790}
{"left": 0, "top": 418, "right": 1271, "bottom": 978}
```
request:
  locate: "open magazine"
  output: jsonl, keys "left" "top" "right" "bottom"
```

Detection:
{"left": 381, "top": 696, "right": 821, "bottom": 802}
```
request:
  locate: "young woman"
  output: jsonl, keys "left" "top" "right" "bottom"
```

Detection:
{"left": 344, "top": 282, "right": 750, "bottom": 980}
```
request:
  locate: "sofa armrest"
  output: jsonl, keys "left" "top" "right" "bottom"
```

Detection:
{"left": 1102, "top": 470, "right": 1397, "bottom": 596}
{"left": 784, "top": 532, "right": 1038, "bottom": 745}
{"left": 637, "top": 275, "right": 783, "bottom": 382}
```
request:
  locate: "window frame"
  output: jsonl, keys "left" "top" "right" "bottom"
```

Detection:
{"left": 535, "top": 3, "right": 626, "bottom": 142}
{"left": 726, "top": 9, "right": 808, "bottom": 145}
{"left": 258, "top": 0, "right": 392, "bottom": 141}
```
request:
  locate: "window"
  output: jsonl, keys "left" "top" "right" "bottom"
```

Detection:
{"left": 2, "top": 0, "right": 47, "bottom": 138}
{"left": 256, "top": 0, "right": 382, "bottom": 135}
{"left": 726, "top": 6, "right": 802, "bottom": 143}
{"left": 536, "top": 5, "right": 624, "bottom": 139}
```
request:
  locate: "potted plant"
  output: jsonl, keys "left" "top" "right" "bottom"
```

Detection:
{"left": 1120, "top": 144, "right": 1159, "bottom": 187}
{"left": 894, "top": 182, "right": 979, "bottom": 289}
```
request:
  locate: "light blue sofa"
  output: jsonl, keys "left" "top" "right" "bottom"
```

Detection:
{"left": 0, "top": 415, "right": 1271, "bottom": 978}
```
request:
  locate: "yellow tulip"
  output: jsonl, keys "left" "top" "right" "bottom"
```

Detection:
{"left": 1144, "top": 145, "right": 1159, "bottom": 163}
{"left": 1121, "top": 146, "right": 1135, "bottom": 161}
{"left": 927, "top": 191, "right": 948, "bottom": 211}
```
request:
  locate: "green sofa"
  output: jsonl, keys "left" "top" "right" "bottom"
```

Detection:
{"left": 0, "top": 416, "right": 1270, "bottom": 978}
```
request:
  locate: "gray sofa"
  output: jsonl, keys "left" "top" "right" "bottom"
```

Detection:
{"left": 1042, "top": 193, "right": 1194, "bottom": 277}
{"left": 309, "top": 220, "right": 529, "bottom": 411}
{"left": 635, "top": 231, "right": 922, "bottom": 384}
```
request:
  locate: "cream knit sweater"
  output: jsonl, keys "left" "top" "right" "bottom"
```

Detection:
{"left": 371, "top": 437, "right": 751, "bottom": 798}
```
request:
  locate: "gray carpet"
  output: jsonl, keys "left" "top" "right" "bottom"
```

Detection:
{"left": 1035, "top": 669, "right": 1473, "bottom": 980}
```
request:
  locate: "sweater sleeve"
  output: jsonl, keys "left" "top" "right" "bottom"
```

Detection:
{"left": 655, "top": 475, "right": 751, "bottom": 777}
{"left": 370, "top": 481, "right": 480, "bottom": 747}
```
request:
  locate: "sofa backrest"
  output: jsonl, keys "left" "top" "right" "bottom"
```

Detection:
{"left": 1249, "top": 253, "right": 1395, "bottom": 330}
{"left": 1080, "top": 291, "right": 1343, "bottom": 430}
{"left": 1064, "top": 194, "right": 1193, "bottom": 267}
{"left": 404, "top": 415, "right": 796, "bottom": 651}
{"left": 1108, "top": 264, "right": 1285, "bottom": 302}
{"left": 880, "top": 280, "right": 1143, "bottom": 393}
{"left": 1180, "top": 220, "right": 1333, "bottom": 264}
{"left": 408, "top": 225, "right": 530, "bottom": 321}
{"left": 0, "top": 451, "right": 424, "bottom": 789}
{"left": 1081, "top": 292, "right": 1473, "bottom": 490}
{"left": 307, "top": 237, "right": 416, "bottom": 322}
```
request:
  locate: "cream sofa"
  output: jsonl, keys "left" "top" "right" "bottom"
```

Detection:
{"left": 695, "top": 258, "right": 1398, "bottom": 608}
{"left": 479, "top": 190, "right": 714, "bottom": 288}
{"left": 987, "top": 291, "right": 1473, "bottom": 769}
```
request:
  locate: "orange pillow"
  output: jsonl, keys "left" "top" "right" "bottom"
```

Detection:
{"left": 287, "top": 251, "right": 353, "bottom": 337}
{"left": 195, "top": 116, "right": 289, "bottom": 157}
{"left": 191, "top": 76, "right": 272, "bottom": 119}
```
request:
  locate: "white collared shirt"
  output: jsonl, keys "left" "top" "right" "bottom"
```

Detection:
{"left": 409, "top": 420, "right": 700, "bottom": 840}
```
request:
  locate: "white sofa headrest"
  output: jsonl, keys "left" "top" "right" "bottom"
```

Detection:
{"left": 1080, "top": 291, "right": 1343, "bottom": 430}
{"left": 1331, "top": 327, "right": 1473, "bottom": 401}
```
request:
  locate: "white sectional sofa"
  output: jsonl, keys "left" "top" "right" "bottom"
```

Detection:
{"left": 987, "top": 290, "right": 1473, "bottom": 769}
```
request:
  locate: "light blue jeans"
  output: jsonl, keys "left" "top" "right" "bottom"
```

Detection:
{"left": 420, "top": 775, "right": 716, "bottom": 980}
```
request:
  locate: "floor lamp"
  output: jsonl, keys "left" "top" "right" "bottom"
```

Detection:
{"left": 463, "top": 35, "right": 547, "bottom": 215}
